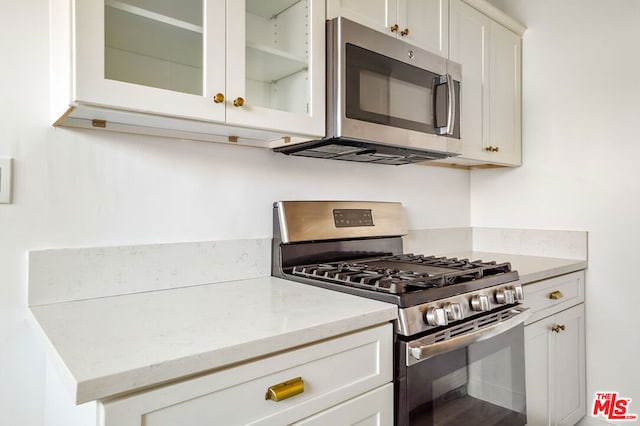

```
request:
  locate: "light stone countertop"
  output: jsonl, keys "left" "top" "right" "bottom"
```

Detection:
{"left": 442, "top": 250, "right": 587, "bottom": 284}
{"left": 31, "top": 276, "right": 397, "bottom": 404}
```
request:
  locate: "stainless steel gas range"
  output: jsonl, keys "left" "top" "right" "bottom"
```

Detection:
{"left": 271, "top": 201, "right": 530, "bottom": 426}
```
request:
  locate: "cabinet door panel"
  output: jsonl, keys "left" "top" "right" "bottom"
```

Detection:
{"left": 227, "top": 0, "right": 325, "bottom": 136}
{"left": 553, "top": 304, "right": 586, "bottom": 426}
{"left": 489, "top": 21, "right": 522, "bottom": 165}
{"left": 75, "top": 0, "right": 226, "bottom": 122}
{"left": 326, "top": 0, "right": 396, "bottom": 36}
{"left": 398, "top": 0, "right": 448, "bottom": 57}
{"left": 293, "top": 384, "right": 393, "bottom": 426}
{"left": 525, "top": 318, "right": 553, "bottom": 426}
{"left": 449, "top": 0, "right": 490, "bottom": 160}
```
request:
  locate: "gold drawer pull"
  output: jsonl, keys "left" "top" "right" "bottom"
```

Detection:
{"left": 549, "top": 290, "right": 564, "bottom": 300}
{"left": 265, "top": 377, "right": 304, "bottom": 402}
{"left": 552, "top": 324, "right": 566, "bottom": 333}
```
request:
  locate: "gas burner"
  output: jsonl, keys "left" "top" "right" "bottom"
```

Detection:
{"left": 291, "top": 263, "right": 441, "bottom": 294}
{"left": 290, "top": 254, "right": 512, "bottom": 296}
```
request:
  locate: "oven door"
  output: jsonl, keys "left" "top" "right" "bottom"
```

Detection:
{"left": 396, "top": 306, "right": 530, "bottom": 426}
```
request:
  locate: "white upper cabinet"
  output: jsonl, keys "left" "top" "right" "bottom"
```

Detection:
{"left": 444, "top": 0, "right": 525, "bottom": 167}
{"left": 489, "top": 20, "right": 522, "bottom": 164}
{"left": 50, "top": 0, "right": 325, "bottom": 145}
{"left": 227, "top": 0, "right": 325, "bottom": 136}
{"left": 326, "top": 0, "right": 448, "bottom": 57}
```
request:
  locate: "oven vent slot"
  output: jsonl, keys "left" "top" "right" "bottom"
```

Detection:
{"left": 430, "top": 309, "right": 516, "bottom": 344}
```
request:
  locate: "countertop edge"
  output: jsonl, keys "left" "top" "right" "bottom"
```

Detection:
{"left": 441, "top": 250, "right": 587, "bottom": 285}
{"left": 518, "top": 260, "right": 588, "bottom": 285}
{"left": 74, "top": 309, "right": 397, "bottom": 404}
{"left": 32, "top": 277, "right": 397, "bottom": 404}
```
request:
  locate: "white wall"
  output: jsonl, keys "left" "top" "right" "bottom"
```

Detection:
{"left": 0, "top": 1, "right": 470, "bottom": 425}
{"left": 479, "top": 0, "right": 640, "bottom": 418}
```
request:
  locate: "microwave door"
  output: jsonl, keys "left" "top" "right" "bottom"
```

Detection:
{"left": 344, "top": 43, "right": 440, "bottom": 136}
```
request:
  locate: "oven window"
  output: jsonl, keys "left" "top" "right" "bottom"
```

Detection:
{"left": 345, "top": 43, "right": 440, "bottom": 133}
{"left": 405, "top": 324, "right": 527, "bottom": 425}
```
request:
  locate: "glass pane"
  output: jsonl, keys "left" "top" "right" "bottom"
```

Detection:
{"left": 345, "top": 43, "right": 437, "bottom": 133}
{"left": 245, "top": 0, "right": 310, "bottom": 114}
{"left": 408, "top": 325, "right": 527, "bottom": 425}
{"left": 104, "top": 0, "right": 203, "bottom": 95}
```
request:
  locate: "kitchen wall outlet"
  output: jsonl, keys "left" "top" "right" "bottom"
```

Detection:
{"left": 0, "top": 158, "right": 13, "bottom": 204}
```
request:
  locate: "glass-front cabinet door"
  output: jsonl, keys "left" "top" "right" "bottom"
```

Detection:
{"left": 75, "top": 0, "right": 226, "bottom": 122}
{"left": 70, "top": 0, "right": 324, "bottom": 137}
{"left": 226, "top": 0, "right": 325, "bottom": 136}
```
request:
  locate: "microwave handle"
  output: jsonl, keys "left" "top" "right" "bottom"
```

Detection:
{"left": 435, "top": 74, "right": 456, "bottom": 136}
{"left": 407, "top": 306, "right": 531, "bottom": 365}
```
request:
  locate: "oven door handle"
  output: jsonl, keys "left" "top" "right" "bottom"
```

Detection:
{"left": 407, "top": 306, "right": 531, "bottom": 364}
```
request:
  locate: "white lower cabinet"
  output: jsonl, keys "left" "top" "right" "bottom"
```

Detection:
{"left": 523, "top": 272, "right": 586, "bottom": 426}
{"left": 99, "top": 324, "right": 393, "bottom": 426}
{"left": 293, "top": 384, "right": 394, "bottom": 426}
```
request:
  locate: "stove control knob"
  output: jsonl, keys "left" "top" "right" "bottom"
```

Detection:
{"left": 513, "top": 285, "right": 524, "bottom": 301}
{"left": 425, "top": 307, "right": 448, "bottom": 327}
{"left": 470, "top": 295, "right": 490, "bottom": 312}
{"left": 445, "top": 302, "right": 464, "bottom": 321}
{"left": 495, "top": 289, "right": 515, "bottom": 304}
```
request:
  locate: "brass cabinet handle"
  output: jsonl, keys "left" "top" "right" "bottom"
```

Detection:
{"left": 484, "top": 146, "right": 500, "bottom": 152}
{"left": 552, "top": 324, "right": 566, "bottom": 333}
{"left": 549, "top": 290, "right": 564, "bottom": 300}
{"left": 401, "top": 28, "right": 410, "bottom": 36}
{"left": 213, "top": 93, "right": 225, "bottom": 103}
{"left": 233, "top": 97, "right": 245, "bottom": 107}
{"left": 390, "top": 24, "right": 399, "bottom": 32}
{"left": 265, "top": 377, "right": 304, "bottom": 402}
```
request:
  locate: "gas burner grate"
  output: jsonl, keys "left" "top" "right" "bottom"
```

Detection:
{"left": 383, "top": 254, "right": 512, "bottom": 277}
{"left": 292, "top": 262, "right": 444, "bottom": 294}
{"left": 289, "top": 255, "right": 512, "bottom": 295}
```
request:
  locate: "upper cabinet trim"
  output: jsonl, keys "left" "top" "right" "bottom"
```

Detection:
{"left": 462, "top": 0, "right": 526, "bottom": 35}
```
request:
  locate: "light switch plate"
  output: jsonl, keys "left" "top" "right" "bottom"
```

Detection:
{"left": 0, "top": 158, "right": 13, "bottom": 204}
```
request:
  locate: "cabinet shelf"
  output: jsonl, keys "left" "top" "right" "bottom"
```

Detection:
{"left": 246, "top": 0, "right": 304, "bottom": 19}
{"left": 246, "top": 43, "right": 307, "bottom": 82}
{"left": 105, "top": 0, "right": 203, "bottom": 34}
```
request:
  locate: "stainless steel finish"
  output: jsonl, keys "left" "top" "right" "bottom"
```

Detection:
{"left": 435, "top": 74, "right": 456, "bottom": 136}
{"left": 496, "top": 288, "right": 515, "bottom": 304}
{"left": 277, "top": 201, "right": 407, "bottom": 244}
{"left": 445, "top": 302, "right": 464, "bottom": 321}
{"left": 514, "top": 285, "right": 524, "bottom": 300}
{"left": 396, "top": 282, "right": 524, "bottom": 336}
{"left": 406, "top": 307, "right": 531, "bottom": 365}
{"left": 326, "top": 17, "right": 462, "bottom": 156}
{"left": 471, "top": 294, "right": 490, "bottom": 312}
{"left": 425, "top": 307, "right": 447, "bottom": 326}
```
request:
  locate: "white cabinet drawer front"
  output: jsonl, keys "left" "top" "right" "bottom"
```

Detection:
{"left": 101, "top": 324, "right": 392, "bottom": 426}
{"left": 293, "top": 383, "right": 393, "bottom": 426}
{"left": 522, "top": 271, "right": 584, "bottom": 324}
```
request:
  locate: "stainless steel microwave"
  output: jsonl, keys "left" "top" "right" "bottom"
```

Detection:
{"left": 274, "top": 17, "right": 462, "bottom": 165}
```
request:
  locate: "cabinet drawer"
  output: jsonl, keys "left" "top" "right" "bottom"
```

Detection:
{"left": 522, "top": 271, "right": 584, "bottom": 324}
{"left": 100, "top": 324, "right": 392, "bottom": 426}
{"left": 293, "top": 383, "right": 394, "bottom": 425}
